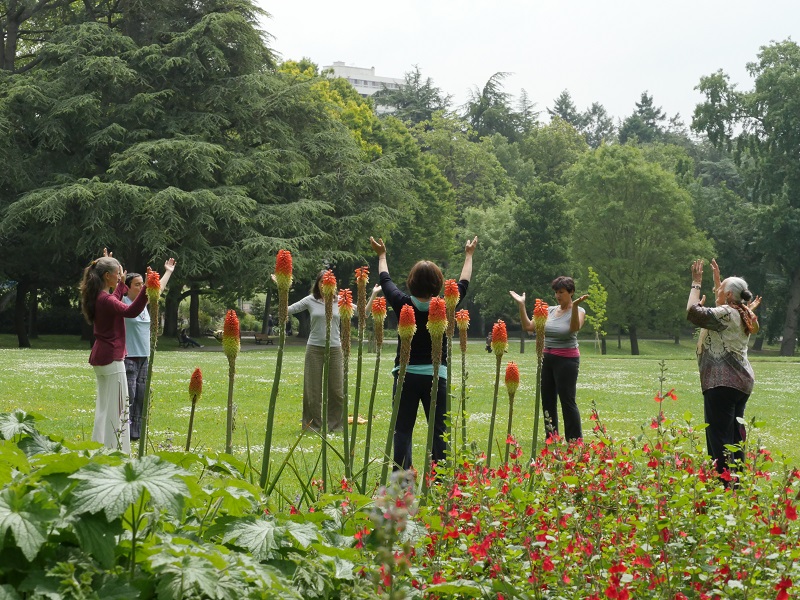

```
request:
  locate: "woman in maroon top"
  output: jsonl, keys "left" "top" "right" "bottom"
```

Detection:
{"left": 80, "top": 256, "right": 149, "bottom": 454}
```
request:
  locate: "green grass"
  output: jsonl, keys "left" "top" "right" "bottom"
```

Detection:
{"left": 1, "top": 335, "right": 799, "bottom": 485}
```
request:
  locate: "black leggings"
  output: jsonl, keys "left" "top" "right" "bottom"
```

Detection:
{"left": 541, "top": 353, "right": 582, "bottom": 441}
{"left": 391, "top": 372, "right": 447, "bottom": 471}
{"left": 703, "top": 386, "right": 749, "bottom": 474}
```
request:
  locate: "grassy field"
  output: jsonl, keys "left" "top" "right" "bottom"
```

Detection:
{"left": 1, "top": 334, "right": 799, "bottom": 479}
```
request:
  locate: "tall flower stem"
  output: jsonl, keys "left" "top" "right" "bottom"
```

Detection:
{"left": 138, "top": 268, "right": 161, "bottom": 457}
{"left": 421, "top": 297, "right": 447, "bottom": 498}
{"left": 486, "top": 320, "right": 507, "bottom": 468}
{"left": 349, "top": 267, "right": 369, "bottom": 475}
{"left": 362, "top": 344, "right": 382, "bottom": 491}
{"left": 222, "top": 309, "right": 240, "bottom": 456}
{"left": 504, "top": 393, "right": 515, "bottom": 465}
{"left": 339, "top": 289, "right": 353, "bottom": 481}
{"left": 456, "top": 309, "right": 470, "bottom": 454}
{"left": 260, "top": 249, "right": 292, "bottom": 490}
{"left": 531, "top": 355, "right": 543, "bottom": 458}
{"left": 186, "top": 396, "right": 197, "bottom": 452}
{"left": 186, "top": 368, "right": 202, "bottom": 452}
{"left": 319, "top": 270, "right": 337, "bottom": 494}
{"left": 225, "top": 366, "right": 235, "bottom": 454}
{"left": 504, "top": 361, "right": 519, "bottom": 465}
{"left": 530, "top": 299, "right": 549, "bottom": 458}
{"left": 379, "top": 353, "right": 406, "bottom": 488}
{"left": 444, "top": 280, "right": 459, "bottom": 461}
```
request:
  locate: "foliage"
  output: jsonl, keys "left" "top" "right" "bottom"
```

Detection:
{"left": 371, "top": 65, "right": 452, "bottom": 125}
{"left": 584, "top": 266, "right": 609, "bottom": 349}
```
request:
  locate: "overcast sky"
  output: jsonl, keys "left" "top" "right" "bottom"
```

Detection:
{"left": 257, "top": 0, "right": 797, "bottom": 126}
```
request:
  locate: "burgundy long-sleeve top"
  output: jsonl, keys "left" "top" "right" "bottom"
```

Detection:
{"left": 89, "top": 282, "right": 149, "bottom": 366}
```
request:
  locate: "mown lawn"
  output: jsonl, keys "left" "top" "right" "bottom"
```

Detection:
{"left": 1, "top": 334, "right": 799, "bottom": 477}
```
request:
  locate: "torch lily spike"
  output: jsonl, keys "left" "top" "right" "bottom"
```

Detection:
{"left": 422, "top": 297, "right": 447, "bottom": 498}
{"left": 138, "top": 268, "right": 162, "bottom": 456}
{"left": 486, "top": 320, "right": 508, "bottom": 468}
{"left": 223, "top": 310, "right": 240, "bottom": 455}
{"left": 338, "top": 288, "right": 354, "bottom": 479}
{"left": 455, "top": 309, "right": 470, "bottom": 451}
{"left": 361, "top": 295, "right": 387, "bottom": 491}
{"left": 186, "top": 368, "right": 202, "bottom": 452}
{"left": 504, "top": 361, "right": 519, "bottom": 465}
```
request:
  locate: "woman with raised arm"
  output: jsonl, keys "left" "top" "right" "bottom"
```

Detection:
{"left": 80, "top": 254, "right": 151, "bottom": 453}
{"left": 371, "top": 235, "right": 478, "bottom": 471}
{"left": 510, "top": 277, "right": 588, "bottom": 441}
{"left": 687, "top": 259, "right": 759, "bottom": 478}
{"left": 123, "top": 258, "right": 176, "bottom": 441}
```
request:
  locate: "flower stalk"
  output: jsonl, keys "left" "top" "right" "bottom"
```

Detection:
{"left": 455, "top": 309, "right": 470, "bottom": 453}
{"left": 421, "top": 297, "right": 447, "bottom": 498}
{"left": 444, "top": 279, "right": 459, "bottom": 455}
{"left": 186, "top": 368, "right": 202, "bottom": 452}
{"left": 338, "top": 288, "right": 354, "bottom": 480}
{"left": 363, "top": 296, "right": 386, "bottom": 491}
{"left": 320, "top": 270, "right": 337, "bottom": 493}
{"left": 260, "top": 250, "right": 292, "bottom": 489}
{"left": 222, "top": 309, "right": 240, "bottom": 455}
{"left": 486, "top": 319, "right": 507, "bottom": 468}
{"left": 504, "top": 361, "right": 519, "bottom": 465}
{"left": 531, "top": 299, "right": 549, "bottom": 457}
{"left": 380, "top": 304, "right": 415, "bottom": 488}
{"left": 350, "top": 267, "right": 369, "bottom": 475}
{"left": 138, "top": 268, "right": 161, "bottom": 457}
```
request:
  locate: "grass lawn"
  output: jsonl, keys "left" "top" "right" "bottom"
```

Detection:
{"left": 1, "top": 334, "right": 799, "bottom": 484}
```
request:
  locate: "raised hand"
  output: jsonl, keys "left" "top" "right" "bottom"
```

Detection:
{"left": 710, "top": 258, "right": 721, "bottom": 290}
{"left": 509, "top": 290, "right": 526, "bottom": 305}
{"left": 748, "top": 295, "right": 762, "bottom": 312}
{"left": 691, "top": 259, "right": 704, "bottom": 284}
{"left": 164, "top": 258, "right": 177, "bottom": 273}
{"left": 465, "top": 236, "right": 478, "bottom": 255}
{"left": 370, "top": 236, "right": 386, "bottom": 256}
{"left": 573, "top": 294, "right": 589, "bottom": 306}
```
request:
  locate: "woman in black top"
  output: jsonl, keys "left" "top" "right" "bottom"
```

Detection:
{"left": 370, "top": 235, "right": 478, "bottom": 471}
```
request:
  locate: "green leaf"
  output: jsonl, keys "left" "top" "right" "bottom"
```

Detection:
{"left": 223, "top": 517, "right": 284, "bottom": 560}
{"left": 0, "top": 443, "right": 30, "bottom": 484}
{"left": 0, "top": 584, "right": 22, "bottom": 600}
{"left": 18, "top": 431, "right": 64, "bottom": 457}
{"left": 150, "top": 552, "right": 238, "bottom": 600}
{"left": 29, "top": 452, "right": 89, "bottom": 481}
{"left": 70, "top": 455, "right": 189, "bottom": 520}
{"left": 284, "top": 520, "right": 319, "bottom": 549}
{"left": 426, "top": 580, "right": 483, "bottom": 595}
{"left": 71, "top": 512, "right": 120, "bottom": 569}
{"left": 0, "top": 487, "right": 48, "bottom": 561}
{"left": 0, "top": 411, "right": 37, "bottom": 440}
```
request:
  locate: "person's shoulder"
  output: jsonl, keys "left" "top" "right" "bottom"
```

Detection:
{"left": 578, "top": 306, "right": 586, "bottom": 314}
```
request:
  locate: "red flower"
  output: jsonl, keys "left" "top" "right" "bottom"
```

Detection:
{"left": 398, "top": 304, "right": 417, "bottom": 341}
{"left": 505, "top": 362, "right": 519, "bottom": 397}
{"left": 338, "top": 288, "right": 354, "bottom": 320}
{"left": 146, "top": 269, "right": 161, "bottom": 303}
{"left": 372, "top": 297, "right": 387, "bottom": 345}
{"left": 533, "top": 299, "right": 549, "bottom": 323}
{"left": 188, "top": 368, "right": 202, "bottom": 402}
{"left": 455, "top": 309, "right": 470, "bottom": 329}
{"left": 491, "top": 320, "right": 508, "bottom": 356}
{"left": 222, "top": 309, "right": 240, "bottom": 362}
{"left": 355, "top": 266, "right": 369, "bottom": 285}
{"left": 786, "top": 501, "right": 798, "bottom": 521}
{"left": 274, "top": 250, "right": 293, "bottom": 290}
{"left": 320, "top": 270, "right": 337, "bottom": 299}
{"left": 444, "top": 279, "right": 460, "bottom": 310}
{"left": 427, "top": 297, "right": 447, "bottom": 338}
{"left": 775, "top": 577, "right": 792, "bottom": 600}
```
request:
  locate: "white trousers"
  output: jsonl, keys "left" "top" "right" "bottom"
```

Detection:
{"left": 92, "top": 361, "right": 131, "bottom": 454}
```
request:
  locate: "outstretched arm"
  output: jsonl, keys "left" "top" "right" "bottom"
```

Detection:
{"left": 160, "top": 258, "right": 177, "bottom": 291}
{"left": 570, "top": 294, "right": 588, "bottom": 332}
{"left": 370, "top": 237, "right": 388, "bottom": 274}
{"left": 366, "top": 284, "right": 381, "bottom": 312}
{"left": 459, "top": 236, "right": 478, "bottom": 282}
{"left": 509, "top": 291, "right": 534, "bottom": 333}
{"left": 687, "top": 259, "right": 706, "bottom": 311}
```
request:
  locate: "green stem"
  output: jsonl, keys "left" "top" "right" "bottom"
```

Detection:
{"left": 225, "top": 363, "right": 235, "bottom": 454}
{"left": 380, "top": 355, "right": 406, "bottom": 488}
{"left": 186, "top": 397, "right": 196, "bottom": 452}
{"left": 486, "top": 355, "right": 502, "bottom": 468}
{"left": 421, "top": 355, "right": 442, "bottom": 499}
{"left": 138, "top": 346, "right": 156, "bottom": 457}
{"left": 461, "top": 349, "right": 468, "bottom": 453}
{"left": 361, "top": 345, "right": 382, "bottom": 492}
{"left": 349, "top": 323, "right": 366, "bottom": 474}
{"left": 504, "top": 393, "right": 515, "bottom": 465}
{"left": 342, "top": 353, "right": 350, "bottom": 480}
{"left": 531, "top": 353, "right": 543, "bottom": 460}
{"left": 259, "top": 327, "right": 286, "bottom": 489}
{"left": 321, "top": 318, "right": 332, "bottom": 494}
{"left": 446, "top": 334, "right": 453, "bottom": 460}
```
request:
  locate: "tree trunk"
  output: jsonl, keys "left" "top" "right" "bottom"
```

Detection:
{"left": 28, "top": 284, "right": 38, "bottom": 339}
{"left": 261, "top": 290, "right": 272, "bottom": 334}
{"left": 629, "top": 324, "right": 639, "bottom": 356}
{"left": 601, "top": 335, "right": 607, "bottom": 355}
{"left": 189, "top": 286, "right": 200, "bottom": 338}
{"left": 519, "top": 331, "right": 525, "bottom": 354}
{"left": 297, "top": 311, "right": 310, "bottom": 339}
{"left": 674, "top": 335, "right": 679, "bottom": 345}
{"left": 618, "top": 327, "right": 622, "bottom": 349}
{"left": 780, "top": 268, "right": 800, "bottom": 356}
{"left": 163, "top": 287, "right": 180, "bottom": 337}
{"left": 3, "top": 17, "right": 19, "bottom": 72}
{"left": 14, "top": 281, "right": 31, "bottom": 348}
{"left": 753, "top": 336, "right": 764, "bottom": 351}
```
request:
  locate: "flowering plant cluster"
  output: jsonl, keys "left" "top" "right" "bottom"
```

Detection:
{"left": 444, "top": 279, "right": 459, "bottom": 338}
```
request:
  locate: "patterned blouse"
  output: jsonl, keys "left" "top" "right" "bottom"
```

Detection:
{"left": 687, "top": 304, "right": 754, "bottom": 394}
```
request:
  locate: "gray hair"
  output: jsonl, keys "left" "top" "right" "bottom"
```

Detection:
{"left": 722, "top": 277, "right": 753, "bottom": 304}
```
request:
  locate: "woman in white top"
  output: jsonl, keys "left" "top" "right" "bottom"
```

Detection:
{"left": 686, "top": 259, "right": 759, "bottom": 478}
{"left": 123, "top": 258, "right": 175, "bottom": 441}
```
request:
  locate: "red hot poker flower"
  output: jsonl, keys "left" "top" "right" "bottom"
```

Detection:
{"left": 320, "top": 270, "right": 337, "bottom": 299}
{"left": 397, "top": 304, "right": 417, "bottom": 341}
{"left": 533, "top": 299, "right": 549, "bottom": 324}
{"left": 222, "top": 309, "right": 240, "bottom": 363}
{"left": 444, "top": 279, "right": 460, "bottom": 310}
{"left": 491, "top": 320, "right": 508, "bottom": 357}
{"left": 355, "top": 266, "right": 369, "bottom": 285}
{"left": 505, "top": 362, "right": 520, "bottom": 397}
{"left": 456, "top": 308, "right": 470, "bottom": 353}
{"left": 274, "top": 250, "right": 293, "bottom": 291}
{"left": 355, "top": 266, "right": 369, "bottom": 325}
{"left": 371, "top": 296, "right": 387, "bottom": 346}
{"left": 189, "top": 368, "right": 203, "bottom": 402}
{"left": 338, "top": 288, "right": 354, "bottom": 320}
{"left": 146, "top": 269, "right": 161, "bottom": 303}
{"left": 427, "top": 297, "right": 448, "bottom": 339}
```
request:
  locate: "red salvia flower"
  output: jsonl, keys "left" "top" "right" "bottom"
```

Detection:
{"left": 491, "top": 320, "right": 508, "bottom": 357}
{"left": 397, "top": 304, "right": 417, "bottom": 341}
{"left": 775, "top": 577, "right": 792, "bottom": 600}
{"left": 372, "top": 296, "right": 387, "bottom": 346}
{"left": 505, "top": 362, "right": 520, "bottom": 397}
{"left": 274, "top": 250, "right": 293, "bottom": 291}
{"left": 222, "top": 309, "right": 240, "bottom": 363}
{"left": 189, "top": 368, "right": 202, "bottom": 402}
{"left": 427, "top": 297, "right": 448, "bottom": 339}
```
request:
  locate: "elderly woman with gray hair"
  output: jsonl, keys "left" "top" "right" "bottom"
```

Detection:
{"left": 687, "top": 258, "right": 760, "bottom": 479}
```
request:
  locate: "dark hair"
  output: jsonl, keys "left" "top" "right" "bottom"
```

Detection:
{"left": 551, "top": 276, "right": 575, "bottom": 294}
{"left": 311, "top": 270, "right": 326, "bottom": 300}
{"left": 80, "top": 257, "right": 121, "bottom": 324}
{"left": 125, "top": 272, "right": 142, "bottom": 287}
{"left": 406, "top": 261, "right": 443, "bottom": 298}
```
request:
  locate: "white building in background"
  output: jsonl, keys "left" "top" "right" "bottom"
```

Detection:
{"left": 323, "top": 62, "right": 404, "bottom": 98}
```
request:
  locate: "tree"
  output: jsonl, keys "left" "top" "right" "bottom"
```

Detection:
{"left": 569, "top": 144, "right": 711, "bottom": 354}
{"left": 580, "top": 102, "right": 616, "bottom": 148}
{"left": 548, "top": 90, "right": 583, "bottom": 128}
{"left": 619, "top": 91, "right": 667, "bottom": 144}
{"left": 464, "top": 72, "right": 521, "bottom": 142}
{"left": 584, "top": 267, "right": 608, "bottom": 353}
{"left": 693, "top": 40, "right": 800, "bottom": 355}
{"left": 371, "top": 65, "right": 451, "bottom": 125}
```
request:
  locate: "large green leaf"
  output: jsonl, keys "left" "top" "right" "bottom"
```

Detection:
{"left": 0, "top": 585, "right": 21, "bottom": 600}
{"left": 71, "top": 512, "right": 120, "bottom": 569}
{"left": 0, "top": 487, "right": 48, "bottom": 561}
{"left": 0, "top": 411, "right": 37, "bottom": 440}
{"left": 18, "top": 431, "right": 64, "bottom": 458}
{"left": 150, "top": 552, "right": 239, "bottom": 600}
{"left": 69, "top": 455, "right": 189, "bottom": 520}
{"left": 223, "top": 518, "right": 283, "bottom": 561}
{"left": 0, "top": 443, "right": 30, "bottom": 484}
